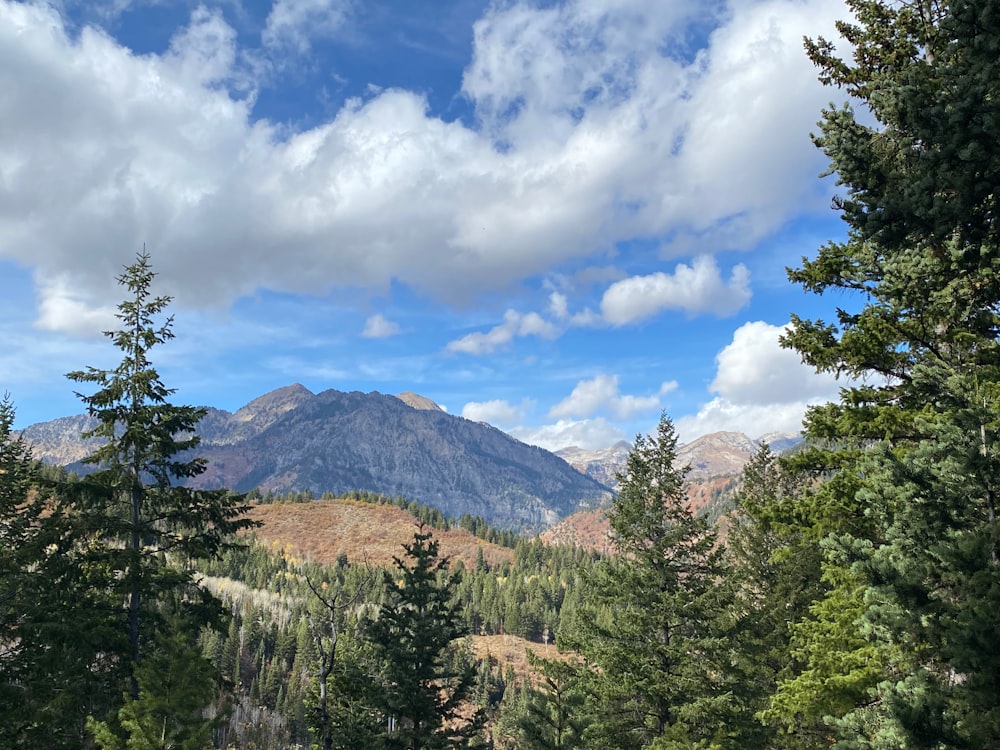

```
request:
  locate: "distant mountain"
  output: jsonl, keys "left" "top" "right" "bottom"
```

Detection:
{"left": 677, "top": 431, "right": 761, "bottom": 478}
{"left": 555, "top": 441, "right": 632, "bottom": 488}
{"left": 20, "top": 385, "right": 611, "bottom": 532}
{"left": 555, "top": 430, "right": 802, "bottom": 491}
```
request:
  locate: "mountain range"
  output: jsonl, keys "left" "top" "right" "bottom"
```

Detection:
{"left": 21, "top": 384, "right": 610, "bottom": 531}
{"left": 19, "top": 384, "right": 799, "bottom": 532}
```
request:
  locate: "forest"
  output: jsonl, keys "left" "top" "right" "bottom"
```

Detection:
{"left": 3, "top": 0, "right": 1000, "bottom": 747}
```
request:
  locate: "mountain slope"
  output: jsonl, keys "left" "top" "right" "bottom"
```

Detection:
{"left": 21, "top": 385, "right": 611, "bottom": 532}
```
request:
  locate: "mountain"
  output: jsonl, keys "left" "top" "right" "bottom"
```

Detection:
{"left": 20, "top": 385, "right": 610, "bottom": 532}
{"left": 555, "top": 440, "right": 632, "bottom": 488}
{"left": 677, "top": 431, "right": 761, "bottom": 478}
{"left": 557, "top": 430, "right": 802, "bottom": 491}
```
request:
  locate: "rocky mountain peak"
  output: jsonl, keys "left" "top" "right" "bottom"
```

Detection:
{"left": 20, "top": 385, "right": 610, "bottom": 532}
{"left": 232, "top": 383, "right": 314, "bottom": 423}
{"left": 395, "top": 392, "right": 444, "bottom": 412}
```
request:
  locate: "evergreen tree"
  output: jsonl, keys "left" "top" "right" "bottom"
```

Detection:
{"left": 65, "top": 252, "right": 255, "bottom": 736}
{"left": 725, "top": 444, "right": 832, "bottom": 748}
{"left": 0, "top": 396, "right": 124, "bottom": 748}
{"left": 303, "top": 570, "right": 379, "bottom": 750}
{"left": 516, "top": 652, "right": 588, "bottom": 750}
{"left": 782, "top": 0, "right": 1000, "bottom": 744}
{"left": 563, "top": 414, "right": 741, "bottom": 749}
{"left": 365, "top": 526, "right": 483, "bottom": 749}
{"left": 88, "top": 602, "right": 220, "bottom": 750}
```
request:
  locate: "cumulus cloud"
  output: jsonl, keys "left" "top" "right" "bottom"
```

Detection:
{"left": 549, "top": 374, "right": 677, "bottom": 420}
{"left": 446, "top": 310, "right": 558, "bottom": 355}
{"left": 509, "top": 417, "right": 626, "bottom": 452}
{"left": 448, "top": 255, "right": 749, "bottom": 357}
{"left": 601, "top": 257, "right": 751, "bottom": 325}
{"left": 0, "top": 0, "right": 845, "bottom": 335}
{"left": 461, "top": 398, "right": 533, "bottom": 427}
{"left": 361, "top": 313, "right": 401, "bottom": 338}
{"left": 677, "top": 321, "right": 842, "bottom": 440}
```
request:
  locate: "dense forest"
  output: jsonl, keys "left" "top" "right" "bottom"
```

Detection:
{"left": 3, "top": 0, "right": 1000, "bottom": 747}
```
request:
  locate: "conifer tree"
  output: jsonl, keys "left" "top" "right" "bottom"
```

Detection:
{"left": 782, "top": 0, "right": 1000, "bottom": 744}
{"left": 0, "top": 396, "right": 123, "bottom": 748}
{"left": 66, "top": 252, "right": 255, "bottom": 730}
{"left": 516, "top": 652, "right": 588, "bottom": 750}
{"left": 563, "top": 414, "right": 741, "bottom": 749}
{"left": 365, "top": 526, "right": 483, "bottom": 749}
{"left": 88, "top": 603, "right": 220, "bottom": 750}
{"left": 725, "top": 444, "right": 833, "bottom": 748}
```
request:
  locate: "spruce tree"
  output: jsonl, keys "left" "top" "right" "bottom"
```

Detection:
{"left": 563, "top": 414, "right": 741, "bottom": 749}
{"left": 782, "top": 0, "right": 1000, "bottom": 744}
{"left": 0, "top": 397, "right": 123, "bottom": 748}
{"left": 364, "top": 526, "right": 483, "bottom": 750}
{"left": 725, "top": 444, "right": 834, "bottom": 748}
{"left": 516, "top": 652, "right": 588, "bottom": 750}
{"left": 66, "top": 252, "right": 254, "bottom": 726}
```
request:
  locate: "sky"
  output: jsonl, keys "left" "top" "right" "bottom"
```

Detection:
{"left": 0, "top": 0, "right": 860, "bottom": 450}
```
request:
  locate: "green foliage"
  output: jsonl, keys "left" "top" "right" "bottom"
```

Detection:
{"left": 364, "top": 526, "right": 483, "bottom": 749}
{"left": 515, "top": 652, "right": 588, "bottom": 750}
{"left": 725, "top": 445, "right": 830, "bottom": 747}
{"left": 0, "top": 396, "right": 125, "bottom": 749}
{"left": 780, "top": 0, "right": 1000, "bottom": 744}
{"left": 65, "top": 252, "right": 255, "bottom": 705}
{"left": 563, "top": 414, "right": 743, "bottom": 749}
{"left": 88, "top": 604, "right": 220, "bottom": 750}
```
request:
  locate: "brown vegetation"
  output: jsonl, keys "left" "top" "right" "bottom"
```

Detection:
{"left": 470, "top": 634, "right": 575, "bottom": 685}
{"left": 243, "top": 498, "right": 515, "bottom": 569}
{"left": 540, "top": 476, "right": 741, "bottom": 551}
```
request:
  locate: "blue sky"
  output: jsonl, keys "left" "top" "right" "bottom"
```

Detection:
{"left": 1, "top": 0, "right": 857, "bottom": 449}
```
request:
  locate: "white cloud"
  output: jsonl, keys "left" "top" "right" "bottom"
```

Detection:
{"left": 262, "top": 0, "right": 350, "bottom": 53}
{"left": 677, "top": 321, "right": 842, "bottom": 440}
{"left": 461, "top": 398, "right": 533, "bottom": 427}
{"left": 34, "top": 276, "right": 118, "bottom": 338}
{"left": 710, "top": 320, "right": 840, "bottom": 404}
{"left": 0, "top": 0, "right": 845, "bottom": 335}
{"left": 447, "top": 254, "right": 750, "bottom": 356}
{"left": 361, "top": 313, "right": 401, "bottom": 338}
{"left": 509, "top": 417, "right": 626, "bottom": 452}
{"left": 446, "top": 309, "right": 558, "bottom": 355}
{"left": 601, "top": 256, "right": 751, "bottom": 325}
{"left": 549, "top": 374, "right": 677, "bottom": 420}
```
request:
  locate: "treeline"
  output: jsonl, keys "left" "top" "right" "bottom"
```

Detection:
{"left": 249, "top": 487, "right": 521, "bottom": 548}
{"left": 194, "top": 530, "right": 571, "bottom": 746}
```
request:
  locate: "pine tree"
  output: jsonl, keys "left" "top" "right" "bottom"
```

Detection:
{"left": 782, "top": 0, "right": 1000, "bottom": 744}
{"left": 365, "top": 526, "right": 483, "bottom": 750}
{"left": 88, "top": 603, "right": 220, "bottom": 750}
{"left": 563, "top": 414, "right": 742, "bottom": 749}
{"left": 64, "top": 252, "right": 255, "bottom": 735}
{"left": 725, "top": 445, "right": 833, "bottom": 748}
{"left": 516, "top": 652, "right": 588, "bottom": 750}
{"left": 0, "top": 396, "right": 125, "bottom": 748}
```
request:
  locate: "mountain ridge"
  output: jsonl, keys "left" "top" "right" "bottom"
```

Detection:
{"left": 18, "top": 384, "right": 800, "bottom": 532}
{"left": 19, "top": 385, "right": 610, "bottom": 532}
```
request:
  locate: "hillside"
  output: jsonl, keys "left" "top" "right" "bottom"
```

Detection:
{"left": 556, "top": 430, "right": 799, "bottom": 492}
{"left": 541, "top": 475, "right": 742, "bottom": 551}
{"left": 244, "top": 498, "right": 514, "bottom": 569}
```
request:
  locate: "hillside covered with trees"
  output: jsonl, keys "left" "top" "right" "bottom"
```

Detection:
{"left": 3, "top": 0, "right": 1000, "bottom": 747}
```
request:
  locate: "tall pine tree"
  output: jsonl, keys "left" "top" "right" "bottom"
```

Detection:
{"left": 66, "top": 252, "right": 255, "bottom": 733}
{"left": 783, "top": 0, "right": 1000, "bottom": 744}
{"left": 0, "top": 396, "right": 123, "bottom": 748}
{"left": 364, "top": 526, "right": 482, "bottom": 750}
{"left": 563, "top": 414, "right": 742, "bottom": 749}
